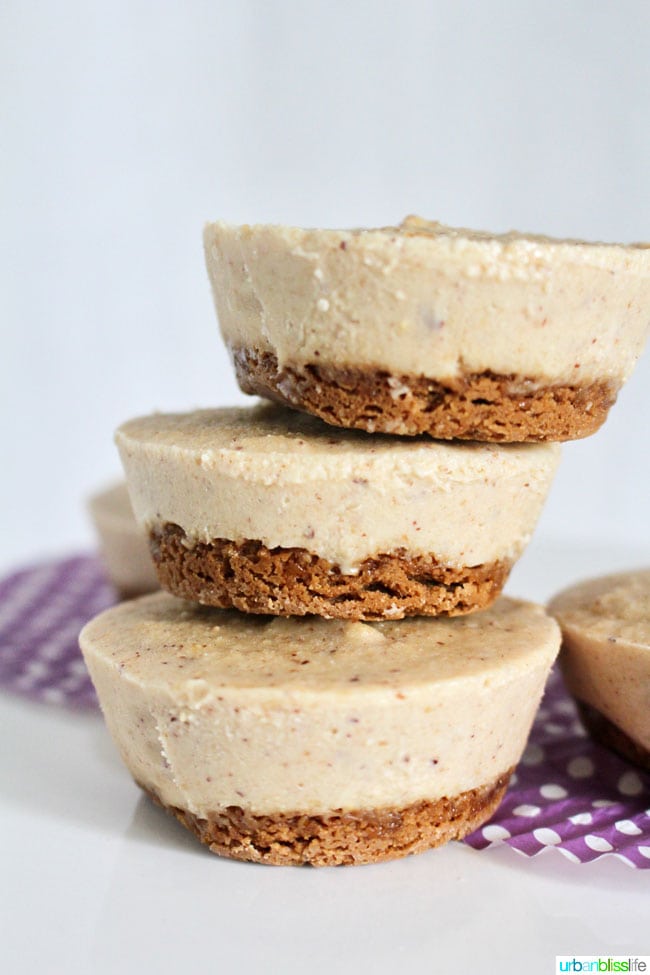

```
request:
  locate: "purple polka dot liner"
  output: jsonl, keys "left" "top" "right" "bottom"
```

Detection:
{"left": 0, "top": 556, "right": 113, "bottom": 709}
{"left": 464, "top": 667, "right": 650, "bottom": 867}
{"left": 1, "top": 556, "right": 648, "bottom": 866}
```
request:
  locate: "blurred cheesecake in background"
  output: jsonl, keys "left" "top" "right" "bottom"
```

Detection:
{"left": 88, "top": 482, "right": 159, "bottom": 598}
{"left": 549, "top": 569, "right": 650, "bottom": 770}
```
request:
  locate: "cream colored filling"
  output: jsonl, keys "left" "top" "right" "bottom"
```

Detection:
{"left": 115, "top": 404, "right": 560, "bottom": 574}
{"left": 80, "top": 594, "right": 560, "bottom": 816}
{"left": 89, "top": 482, "right": 159, "bottom": 594}
{"left": 203, "top": 217, "right": 650, "bottom": 386}
{"left": 549, "top": 570, "right": 650, "bottom": 750}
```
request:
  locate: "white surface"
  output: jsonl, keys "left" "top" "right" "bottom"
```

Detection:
{"left": 2, "top": 542, "right": 649, "bottom": 975}
{"left": 2, "top": 0, "right": 650, "bottom": 567}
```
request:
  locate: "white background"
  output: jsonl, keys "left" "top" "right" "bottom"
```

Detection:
{"left": 1, "top": 4, "right": 649, "bottom": 973}
{"left": 2, "top": 0, "right": 649, "bottom": 570}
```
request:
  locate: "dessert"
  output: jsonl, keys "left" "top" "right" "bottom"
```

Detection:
{"left": 79, "top": 592, "right": 560, "bottom": 865}
{"left": 88, "top": 482, "right": 159, "bottom": 598}
{"left": 549, "top": 569, "right": 650, "bottom": 769}
{"left": 115, "top": 403, "right": 560, "bottom": 620}
{"left": 203, "top": 217, "right": 650, "bottom": 442}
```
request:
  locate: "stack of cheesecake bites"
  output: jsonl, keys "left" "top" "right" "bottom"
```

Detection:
{"left": 80, "top": 218, "right": 650, "bottom": 866}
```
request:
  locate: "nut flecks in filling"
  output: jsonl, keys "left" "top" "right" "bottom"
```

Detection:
{"left": 115, "top": 404, "right": 560, "bottom": 574}
{"left": 204, "top": 219, "right": 650, "bottom": 391}
{"left": 80, "top": 593, "right": 560, "bottom": 818}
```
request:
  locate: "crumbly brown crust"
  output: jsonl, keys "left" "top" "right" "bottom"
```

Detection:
{"left": 232, "top": 347, "right": 616, "bottom": 443}
{"left": 576, "top": 701, "right": 650, "bottom": 771}
{"left": 140, "top": 768, "right": 513, "bottom": 866}
{"left": 149, "top": 524, "right": 511, "bottom": 620}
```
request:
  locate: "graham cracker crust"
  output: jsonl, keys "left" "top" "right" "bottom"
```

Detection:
{"left": 150, "top": 524, "right": 511, "bottom": 620}
{"left": 140, "top": 768, "right": 513, "bottom": 866}
{"left": 232, "top": 347, "right": 616, "bottom": 442}
{"left": 576, "top": 701, "right": 650, "bottom": 771}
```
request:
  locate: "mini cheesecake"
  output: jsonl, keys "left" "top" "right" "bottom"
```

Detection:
{"left": 79, "top": 593, "right": 560, "bottom": 866}
{"left": 115, "top": 403, "right": 560, "bottom": 620}
{"left": 549, "top": 569, "right": 650, "bottom": 770}
{"left": 203, "top": 217, "right": 650, "bottom": 442}
{"left": 88, "top": 482, "right": 159, "bottom": 598}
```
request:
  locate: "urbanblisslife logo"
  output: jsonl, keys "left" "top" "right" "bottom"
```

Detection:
{"left": 556, "top": 960, "right": 649, "bottom": 973}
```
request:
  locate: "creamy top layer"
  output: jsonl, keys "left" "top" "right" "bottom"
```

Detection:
{"left": 204, "top": 217, "right": 650, "bottom": 383}
{"left": 550, "top": 570, "right": 650, "bottom": 646}
{"left": 80, "top": 593, "right": 560, "bottom": 814}
{"left": 115, "top": 404, "right": 560, "bottom": 572}
{"left": 549, "top": 570, "right": 650, "bottom": 748}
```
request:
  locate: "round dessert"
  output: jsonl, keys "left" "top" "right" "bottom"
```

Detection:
{"left": 203, "top": 217, "right": 650, "bottom": 442}
{"left": 549, "top": 569, "right": 650, "bottom": 769}
{"left": 88, "top": 482, "right": 159, "bottom": 598}
{"left": 115, "top": 403, "right": 560, "bottom": 620}
{"left": 80, "top": 592, "right": 560, "bottom": 866}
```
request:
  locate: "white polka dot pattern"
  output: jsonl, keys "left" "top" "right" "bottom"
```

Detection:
{"left": 567, "top": 757, "right": 595, "bottom": 779}
{"left": 533, "top": 827, "right": 561, "bottom": 846}
{"left": 584, "top": 835, "right": 613, "bottom": 852}
{"left": 513, "top": 805, "right": 541, "bottom": 818}
{"left": 618, "top": 772, "right": 644, "bottom": 797}
{"left": 540, "top": 784, "right": 568, "bottom": 800}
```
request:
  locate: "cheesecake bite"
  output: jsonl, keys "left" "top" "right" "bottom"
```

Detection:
{"left": 549, "top": 569, "right": 650, "bottom": 769}
{"left": 88, "top": 482, "right": 159, "bottom": 598}
{"left": 115, "top": 403, "right": 560, "bottom": 620}
{"left": 80, "top": 592, "right": 560, "bottom": 866}
{"left": 204, "top": 217, "right": 650, "bottom": 442}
